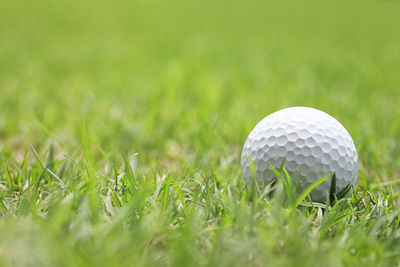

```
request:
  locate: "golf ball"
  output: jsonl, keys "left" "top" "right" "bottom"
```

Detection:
{"left": 241, "top": 107, "right": 358, "bottom": 202}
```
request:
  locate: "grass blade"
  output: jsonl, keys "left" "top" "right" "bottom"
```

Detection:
{"left": 296, "top": 175, "right": 328, "bottom": 207}
{"left": 3, "top": 161, "right": 13, "bottom": 189}
{"left": 329, "top": 173, "right": 337, "bottom": 204}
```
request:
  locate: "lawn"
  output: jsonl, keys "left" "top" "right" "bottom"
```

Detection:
{"left": 1, "top": 0, "right": 400, "bottom": 266}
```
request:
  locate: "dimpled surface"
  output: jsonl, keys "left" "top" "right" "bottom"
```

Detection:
{"left": 241, "top": 107, "right": 358, "bottom": 202}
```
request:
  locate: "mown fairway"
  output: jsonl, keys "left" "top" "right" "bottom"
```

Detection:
{"left": 1, "top": 1, "right": 400, "bottom": 266}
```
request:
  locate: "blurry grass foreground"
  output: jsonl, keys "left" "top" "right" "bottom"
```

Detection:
{"left": 1, "top": 147, "right": 400, "bottom": 266}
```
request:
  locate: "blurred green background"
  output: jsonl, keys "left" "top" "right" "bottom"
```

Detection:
{"left": 1, "top": 1, "right": 399, "bottom": 159}
{"left": 1, "top": 0, "right": 400, "bottom": 266}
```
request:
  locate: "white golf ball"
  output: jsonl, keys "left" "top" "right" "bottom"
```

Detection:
{"left": 241, "top": 107, "right": 358, "bottom": 202}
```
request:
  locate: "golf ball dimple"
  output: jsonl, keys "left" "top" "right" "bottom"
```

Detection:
{"left": 241, "top": 107, "right": 358, "bottom": 202}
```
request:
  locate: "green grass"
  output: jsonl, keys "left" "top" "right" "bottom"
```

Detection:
{"left": 1, "top": 0, "right": 400, "bottom": 266}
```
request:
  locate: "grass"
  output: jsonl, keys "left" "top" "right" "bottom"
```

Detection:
{"left": 1, "top": 0, "right": 400, "bottom": 266}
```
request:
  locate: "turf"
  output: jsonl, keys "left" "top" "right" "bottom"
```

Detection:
{"left": 1, "top": 0, "right": 400, "bottom": 266}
